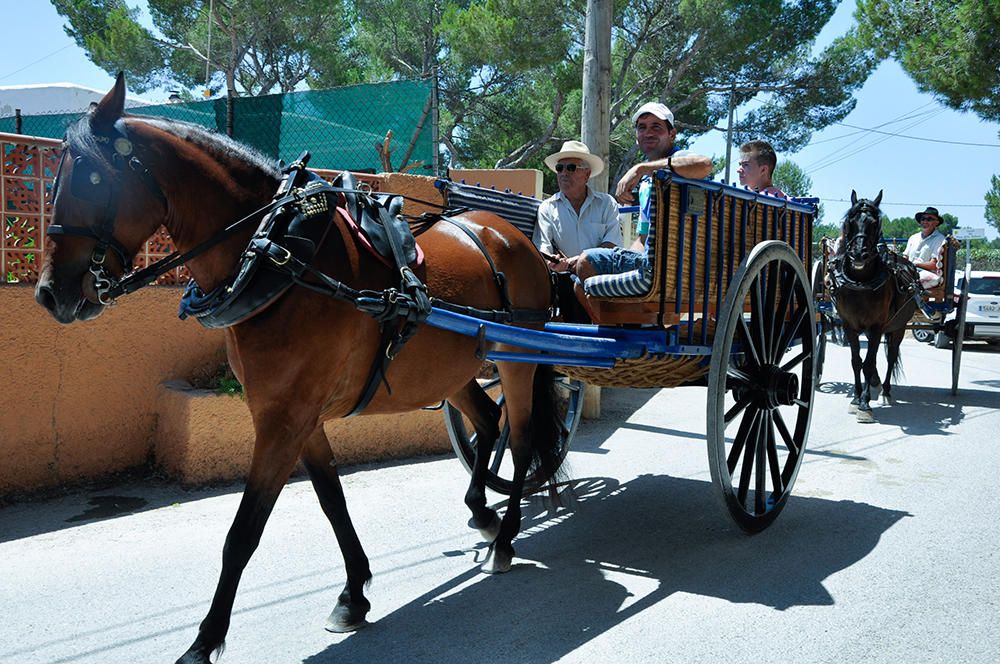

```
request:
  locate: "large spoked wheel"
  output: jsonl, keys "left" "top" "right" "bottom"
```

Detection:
{"left": 809, "top": 260, "right": 828, "bottom": 384}
{"left": 707, "top": 241, "right": 817, "bottom": 533}
{"left": 444, "top": 367, "right": 582, "bottom": 495}
{"left": 951, "top": 264, "right": 971, "bottom": 395}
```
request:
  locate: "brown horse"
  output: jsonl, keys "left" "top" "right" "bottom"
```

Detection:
{"left": 35, "top": 75, "right": 560, "bottom": 664}
{"left": 829, "top": 190, "right": 916, "bottom": 423}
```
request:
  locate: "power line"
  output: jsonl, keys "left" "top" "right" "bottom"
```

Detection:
{"left": 818, "top": 197, "right": 986, "bottom": 208}
{"left": 0, "top": 44, "right": 74, "bottom": 82}
{"left": 806, "top": 108, "right": 948, "bottom": 172}
{"left": 835, "top": 122, "right": 1000, "bottom": 147}
{"left": 805, "top": 104, "right": 940, "bottom": 146}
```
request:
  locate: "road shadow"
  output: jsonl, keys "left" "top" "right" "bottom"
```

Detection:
{"left": 0, "top": 454, "right": 455, "bottom": 544}
{"left": 302, "top": 474, "right": 908, "bottom": 664}
{"left": 816, "top": 381, "right": 998, "bottom": 435}
{"left": 0, "top": 384, "right": 664, "bottom": 544}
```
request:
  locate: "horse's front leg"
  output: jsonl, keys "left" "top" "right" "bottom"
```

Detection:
{"left": 300, "top": 425, "right": 373, "bottom": 633}
{"left": 845, "top": 328, "right": 864, "bottom": 413}
{"left": 856, "top": 331, "right": 884, "bottom": 423}
{"left": 448, "top": 379, "right": 503, "bottom": 541}
{"left": 176, "top": 407, "right": 314, "bottom": 664}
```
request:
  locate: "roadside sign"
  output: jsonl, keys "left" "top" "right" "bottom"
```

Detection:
{"left": 953, "top": 227, "right": 986, "bottom": 240}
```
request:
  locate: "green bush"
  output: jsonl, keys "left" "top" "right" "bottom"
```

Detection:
{"left": 957, "top": 246, "right": 1000, "bottom": 271}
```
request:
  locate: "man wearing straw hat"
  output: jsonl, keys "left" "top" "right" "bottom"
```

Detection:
{"left": 904, "top": 206, "right": 948, "bottom": 287}
{"left": 533, "top": 139, "right": 622, "bottom": 273}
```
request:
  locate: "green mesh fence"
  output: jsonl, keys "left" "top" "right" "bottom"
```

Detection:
{"left": 0, "top": 79, "right": 435, "bottom": 173}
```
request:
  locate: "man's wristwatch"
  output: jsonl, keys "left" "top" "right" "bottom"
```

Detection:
{"left": 668, "top": 156, "right": 673, "bottom": 171}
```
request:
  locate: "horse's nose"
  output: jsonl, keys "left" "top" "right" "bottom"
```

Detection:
{"left": 35, "top": 280, "right": 58, "bottom": 314}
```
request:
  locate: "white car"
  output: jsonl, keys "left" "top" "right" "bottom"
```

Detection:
{"left": 937, "top": 270, "right": 1000, "bottom": 346}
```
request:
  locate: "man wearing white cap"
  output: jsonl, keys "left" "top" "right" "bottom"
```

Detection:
{"left": 575, "top": 101, "right": 712, "bottom": 282}
{"left": 533, "top": 140, "right": 622, "bottom": 273}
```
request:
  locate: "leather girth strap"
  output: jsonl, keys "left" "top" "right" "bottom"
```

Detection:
{"left": 345, "top": 193, "right": 432, "bottom": 417}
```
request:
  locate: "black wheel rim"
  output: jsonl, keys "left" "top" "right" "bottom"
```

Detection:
{"left": 708, "top": 242, "right": 816, "bottom": 533}
{"left": 952, "top": 267, "right": 970, "bottom": 395}
{"left": 444, "top": 369, "right": 582, "bottom": 495}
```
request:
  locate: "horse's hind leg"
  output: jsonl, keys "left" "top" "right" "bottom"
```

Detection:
{"left": 481, "top": 361, "right": 545, "bottom": 575}
{"left": 300, "top": 425, "right": 373, "bottom": 632}
{"left": 448, "top": 379, "right": 503, "bottom": 541}
{"left": 177, "top": 408, "right": 313, "bottom": 664}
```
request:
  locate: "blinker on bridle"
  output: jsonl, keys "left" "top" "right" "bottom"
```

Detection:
{"left": 48, "top": 118, "right": 167, "bottom": 304}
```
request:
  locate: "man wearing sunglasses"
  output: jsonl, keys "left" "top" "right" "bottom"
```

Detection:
{"left": 574, "top": 101, "right": 712, "bottom": 283}
{"left": 533, "top": 140, "right": 623, "bottom": 273}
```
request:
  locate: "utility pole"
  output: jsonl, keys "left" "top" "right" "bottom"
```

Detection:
{"left": 581, "top": 0, "right": 612, "bottom": 194}
{"left": 580, "top": 0, "right": 613, "bottom": 419}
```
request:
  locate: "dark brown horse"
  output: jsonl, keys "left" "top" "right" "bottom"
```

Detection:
{"left": 829, "top": 190, "right": 916, "bottom": 423}
{"left": 35, "top": 75, "right": 560, "bottom": 664}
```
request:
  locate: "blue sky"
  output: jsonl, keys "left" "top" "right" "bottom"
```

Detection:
{"left": 2, "top": 0, "right": 997, "bottom": 240}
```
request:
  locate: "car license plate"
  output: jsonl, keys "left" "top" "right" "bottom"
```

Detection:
{"left": 980, "top": 303, "right": 1000, "bottom": 314}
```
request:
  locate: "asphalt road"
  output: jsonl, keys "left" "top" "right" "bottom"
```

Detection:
{"left": 2, "top": 336, "right": 999, "bottom": 664}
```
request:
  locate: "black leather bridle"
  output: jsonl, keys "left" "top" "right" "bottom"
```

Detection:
{"left": 48, "top": 118, "right": 167, "bottom": 304}
{"left": 842, "top": 200, "right": 882, "bottom": 266}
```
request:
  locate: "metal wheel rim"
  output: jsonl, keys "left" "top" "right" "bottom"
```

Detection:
{"left": 707, "top": 241, "right": 817, "bottom": 533}
{"left": 444, "top": 370, "right": 582, "bottom": 495}
{"left": 810, "top": 259, "right": 827, "bottom": 384}
{"left": 951, "top": 264, "right": 971, "bottom": 395}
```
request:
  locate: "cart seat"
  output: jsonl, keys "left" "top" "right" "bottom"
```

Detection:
{"left": 582, "top": 210, "right": 657, "bottom": 298}
{"left": 434, "top": 178, "right": 541, "bottom": 239}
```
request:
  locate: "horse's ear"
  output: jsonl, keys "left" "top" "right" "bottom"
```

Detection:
{"left": 873, "top": 190, "right": 883, "bottom": 207}
{"left": 851, "top": 190, "right": 858, "bottom": 206}
{"left": 90, "top": 72, "right": 127, "bottom": 130}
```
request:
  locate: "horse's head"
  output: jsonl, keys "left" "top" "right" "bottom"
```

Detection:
{"left": 841, "top": 189, "right": 884, "bottom": 271}
{"left": 36, "top": 74, "right": 168, "bottom": 323}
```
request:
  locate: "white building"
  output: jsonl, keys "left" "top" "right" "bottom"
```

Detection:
{"left": 0, "top": 82, "right": 151, "bottom": 117}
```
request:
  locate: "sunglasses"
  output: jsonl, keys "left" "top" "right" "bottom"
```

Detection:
{"left": 555, "top": 163, "right": 585, "bottom": 173}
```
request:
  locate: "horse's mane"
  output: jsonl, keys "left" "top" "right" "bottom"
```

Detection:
{"left": 65, "top": 112, "right": 282, "bottom": 179}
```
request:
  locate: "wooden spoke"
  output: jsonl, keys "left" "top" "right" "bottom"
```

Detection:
{"left": 727, "top": 405, "right": 758, "bottom": 473}
{"left": 736, "top": 315, "right": 763, "bottom": 368}
{"left": 765, "top": 412, "right": 784, "bottom": 497}
{"left": 724, "top": 394, "right": 754, "bottom": 425}
{"left": 736, "top": 409, "right": 761, "bottom": 506}
{"left": 754, "top": 412, "right": 767, "bottom": 514}
{"left": 772, "top": 408, "right": 800, "bottom": 458}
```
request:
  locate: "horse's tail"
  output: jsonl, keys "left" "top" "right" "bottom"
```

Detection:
{"left": 891, "top": 343, "right": 905, "bottom": 382}
{"left": 884, "top": 334, "right": 906, "bottom": 382}
{"left": 528, "top": 364, "right": 565, "bottom": 484}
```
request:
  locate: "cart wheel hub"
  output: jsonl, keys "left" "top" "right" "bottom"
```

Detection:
{"left": 763, "top": 365, "right": 799, "bottom": 408}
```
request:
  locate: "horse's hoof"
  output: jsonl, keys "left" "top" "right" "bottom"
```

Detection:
{"left": 325, "top": 599, "right": 371, "bottom": 633}
{"left": 848, "top": 402, "right": 858, "bottom": 413}
{"left": 856, "top": 410, "right": 876, "bottom": 424}
{"left": 881, "top": 394, "right": 895, "bottom": 405}
{"left": 470, "top": 514, "right": 501, "bottom": 542}
{"left": 480, "top": 544, "right": 513, "bottom": 574}
{"left": 175, "top": 651, "right": 212, "bottom": 664}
